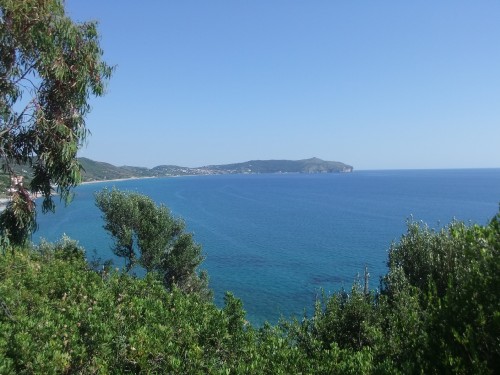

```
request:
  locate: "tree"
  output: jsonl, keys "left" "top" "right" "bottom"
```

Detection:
{"left": 95, "top": 188, "right": 210, "bottom": 297}
{"left": 380, "top": 212, "right": 500, "bottom": 374}
{"left": 0, "top": 0, "right": 112, "bottom": 244}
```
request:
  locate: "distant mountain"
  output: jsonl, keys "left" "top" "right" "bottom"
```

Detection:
{"left": 202, "top": 157, "right": 353, "bottom": 174}
{"left": 79, "top": 157, "right": 353, "bottom": 182}
{"left": 78, "top": 158, "right": 152, "bottom": 181}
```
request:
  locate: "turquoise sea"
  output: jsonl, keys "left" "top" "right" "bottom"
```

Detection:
{"left": 35, "top": 169, "right": 500, "bottom": 325}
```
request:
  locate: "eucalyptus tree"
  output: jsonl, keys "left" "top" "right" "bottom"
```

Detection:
{"left": 0, "top": 0, "right": 112, "bottom": 244}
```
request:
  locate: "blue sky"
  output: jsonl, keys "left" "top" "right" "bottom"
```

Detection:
{"left": 67, "top": 1, "right": 500, "bottom": 170}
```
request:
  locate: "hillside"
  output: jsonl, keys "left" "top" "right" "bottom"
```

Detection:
{"left": 78, "top": 157, "right": 152, "bottom": 181}
{"left": 203, "top": 157, "right": 353, "bottom": 174}
{"left": 80, "top": 157, "right": 353, "bottom": 182}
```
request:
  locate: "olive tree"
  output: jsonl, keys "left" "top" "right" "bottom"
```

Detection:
{"left": 380, "top": 213, "right": 500, "bottom": 374}
{"left": 0, "top": 0, "right": 112, "bottom": 244}
{"left": 95, "top": 189, "right": 210, "bottom": 297}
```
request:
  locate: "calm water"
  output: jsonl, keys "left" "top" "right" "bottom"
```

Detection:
{"left": 35, "top": 169, "right": 500, "bottom": 325}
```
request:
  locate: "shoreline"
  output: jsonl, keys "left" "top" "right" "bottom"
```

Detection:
{"left": 80, "top": 176, "right": 157, "bottom": 185}
{"left": 79, "top": 174, "right": 210, "bottom": 185}
{"left": 1, "top": 177, "right": 155, "bottom": 210}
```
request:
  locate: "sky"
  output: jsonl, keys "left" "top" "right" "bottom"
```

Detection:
{"left": 66, "top": 1, "right": 500, "bottom": 170}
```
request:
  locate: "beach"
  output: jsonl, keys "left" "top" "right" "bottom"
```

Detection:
{"left": 0, "top": 177, "right": 155, "bottom": 212}
{"left": 80, "top": 176, "right": 157, "bottom": 185}
{"left": 0, "top": 198, "right": 8, "bottom": 212}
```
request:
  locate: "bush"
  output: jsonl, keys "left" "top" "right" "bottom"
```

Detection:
{"left": 1, "top": 210, "right": 499, "bottom": 373}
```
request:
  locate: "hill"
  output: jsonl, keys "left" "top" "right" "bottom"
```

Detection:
{"left": 78, "top": 157, "right": 152, "bottom": 181}
{"left": 80, "top": 157, "right": 353, "bottom": 182}
{"left": 202, "top": 157, "right": 353, "bottom": 174}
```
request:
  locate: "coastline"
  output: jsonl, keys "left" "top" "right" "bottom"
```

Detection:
{"left": 0, "top": 177, "right": 159, "bottom": 210}
{"left": 79, "top": 174, "right": 206, "bottom": 185}
{"left": 80, "top": 176, "right": 157, "bottom": 185}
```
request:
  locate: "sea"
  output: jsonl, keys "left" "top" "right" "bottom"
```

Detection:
{"left": 34, "top": 169, "right": 500, "bottom": 326}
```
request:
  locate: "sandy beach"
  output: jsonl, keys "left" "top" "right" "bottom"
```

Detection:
{"left": 0, "top": 198, "right": 9, "bottom": 212}
{"left": 80, "top": 176, "right": 157, "bottom": 185}
{"left": 0, "top": 177, "right": 156, "bottom": 211}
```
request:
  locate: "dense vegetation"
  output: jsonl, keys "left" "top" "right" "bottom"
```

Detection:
{"left": 1, "top": 209, "right": 498, "bottom": 373}
{"left": 78, "top": 158, "right": 153, "bottom": 182}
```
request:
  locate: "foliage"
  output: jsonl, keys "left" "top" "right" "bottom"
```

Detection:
{"left": 0, "top": 240, "right": 254, "bottom": 373}
{"left": 3, "top": 1, "right": 496, "bottom": 372}
{"left": 0, "top": 0, "right": 112, "bottom": 244}
{"left": 381, "top": 214, "right": 500, "bottom": 374}
{"left": 0, "top": 239, "right": 385, "bottom": 374}
{"left": 1, "top": 210, "right": 499, "bottom": 373}
{"left": 95, "top": 188, "right": 210, "bottom": 297}
{"left": 0, "top": 187, "right": 36, "bottom": 245}
{"left": 283, "top": 211, "right": 500, "bottom": 374}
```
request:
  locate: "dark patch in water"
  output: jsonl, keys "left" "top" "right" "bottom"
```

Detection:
{"left": 211, "top": 254, "right": 267, "bottom": 267}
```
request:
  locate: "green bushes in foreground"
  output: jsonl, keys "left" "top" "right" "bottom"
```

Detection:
{"left": 1, "top": 211, "right": 499, "bottom": 373}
